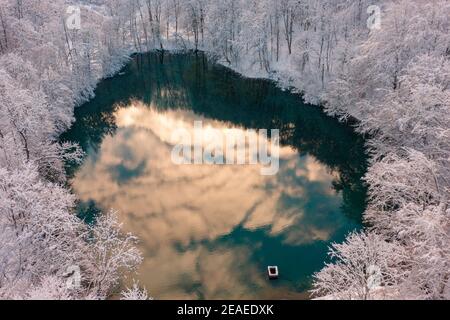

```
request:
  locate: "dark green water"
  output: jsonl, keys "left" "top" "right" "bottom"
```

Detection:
{"left": 61, "top": 52, "right": 367, "bottom": 299}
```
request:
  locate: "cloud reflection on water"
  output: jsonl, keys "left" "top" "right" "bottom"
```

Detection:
{"left": 72, "top": 102, "right": 347, "bottom": 299}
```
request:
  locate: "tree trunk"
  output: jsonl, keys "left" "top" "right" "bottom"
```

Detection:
{"left": 18, "top": 131, "right": 30, "bottom": 161}
{"left": 0, "top": 8, "right": 7, "bottom": 52}
{"left": 137, "top": 0, "right": 150, "bottom": 51}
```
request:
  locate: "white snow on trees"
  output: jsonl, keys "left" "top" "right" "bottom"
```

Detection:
{"left": 0, "top": 0, "right": 448, "bottom": 299}
{"left": 0, "top": 0, "right": 142, "bottom": 300}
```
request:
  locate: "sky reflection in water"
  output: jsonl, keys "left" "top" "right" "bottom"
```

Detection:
{"left": 65, "top": 52, "right": 367, "bottom": 299}
{"left": 73, "top": 103, "right": 353, "bottom": 299}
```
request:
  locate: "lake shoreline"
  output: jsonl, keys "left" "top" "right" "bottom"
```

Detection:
{"left": 64, "top": 52, "right": 368, "bottom": 300}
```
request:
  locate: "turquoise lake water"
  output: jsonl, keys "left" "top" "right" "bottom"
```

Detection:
{"left": 61, "top": 52, "right": 367, "bottom": 299}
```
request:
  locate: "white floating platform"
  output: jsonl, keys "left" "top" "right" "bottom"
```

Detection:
{"left": 267, "top": 266, "right": 279, "bottom": 280}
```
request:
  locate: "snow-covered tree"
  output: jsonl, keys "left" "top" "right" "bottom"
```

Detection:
{"left": 0, "top": 163, "right": 142, "bottom": 299}
{"left": 0, "top": 0, "right": 449, "bottom": 300}
{"left": 121, "top": 282, "right": 151, "bottom": 300}
{"left": 312, "top": 232, "right": 406, "bottom": 300}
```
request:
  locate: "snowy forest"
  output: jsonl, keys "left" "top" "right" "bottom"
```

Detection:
{"left": 0, "top": 0, "right": 449, "bottom": 300}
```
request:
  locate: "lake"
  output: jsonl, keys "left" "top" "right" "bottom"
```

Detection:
{"left": 61, "top": 52, "right": 367, "bottom": 299}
